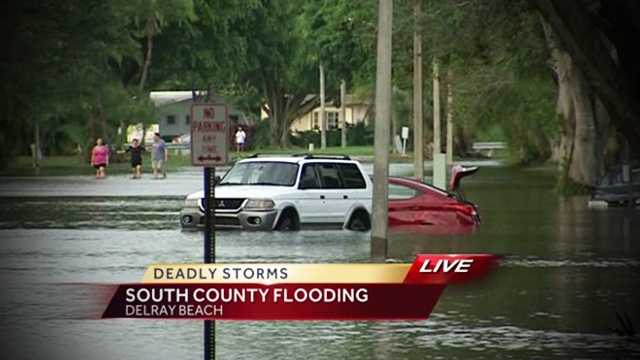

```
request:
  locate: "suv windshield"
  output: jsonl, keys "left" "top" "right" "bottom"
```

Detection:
{"left": 219, "top": 161, "right": 299, "bottom": 186}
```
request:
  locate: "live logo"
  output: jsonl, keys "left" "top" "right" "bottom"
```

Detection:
{"left": 419, "top": 259, "right": 474, "bottom": 273}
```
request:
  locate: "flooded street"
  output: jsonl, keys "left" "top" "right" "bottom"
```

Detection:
{"left": 1, "top": 164, "right": 639, "bottom": 359}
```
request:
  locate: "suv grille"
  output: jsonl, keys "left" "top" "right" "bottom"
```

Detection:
{"left": 199, "top": 198, "right": 246, "bottom": 212}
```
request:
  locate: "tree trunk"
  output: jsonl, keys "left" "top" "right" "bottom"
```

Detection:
{"left": 533, "top": 0, "right": 640, "bottom": 148}
{"left": 139, "top": 15, "right": 156, "bottom": 92}
{"left": 568, "top": 69, "right": 598, "bottom": 186}
{"left": 543, "top": 18, "right": 605, "bottom": 188}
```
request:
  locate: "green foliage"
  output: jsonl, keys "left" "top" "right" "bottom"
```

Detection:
{"left": 249, "top": 119, "right": 273, "bottom": 150}
{"left": 290, "top": 123, "right": 374, "bottom": 148}
{"left": 417, "top": 0, "right": 556, "bottom": 164}
{"left": 2, "top": 0, "right": 559, "bottom": 168}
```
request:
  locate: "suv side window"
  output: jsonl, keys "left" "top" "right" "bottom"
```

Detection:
{"left": 338, "top": 163, "right": 366, "bottom": 189}
{"left": 299, "top": 164, "right": 321, "bottom": 189}
{"left": 316, "top": 163, "right": 342, "bottom": 189}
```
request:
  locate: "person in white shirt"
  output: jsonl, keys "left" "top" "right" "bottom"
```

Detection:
{"left": 235, "top": 126, "right": 247, "bottom": 152}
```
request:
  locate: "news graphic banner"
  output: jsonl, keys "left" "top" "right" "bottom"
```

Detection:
{"left": 101, "top": 254, "right": 498, "bottom": 320}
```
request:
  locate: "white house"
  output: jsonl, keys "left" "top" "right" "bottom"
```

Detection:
{"left": 150, "top": 91, "right": 249, "bottom": 140}
{"left": 260, "top": 94, "right": 371, "bottom": 132}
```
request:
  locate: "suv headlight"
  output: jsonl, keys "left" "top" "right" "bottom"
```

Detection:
{"left": 244, "top": 199, "right": 275, "bottom": 210}
{"left": 184, "top": 198, "right": 199, "bottom": 208}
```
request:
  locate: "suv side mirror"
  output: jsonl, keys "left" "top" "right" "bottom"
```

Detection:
{"left": 214, "top": 175, "right": 221, "bottom": 184}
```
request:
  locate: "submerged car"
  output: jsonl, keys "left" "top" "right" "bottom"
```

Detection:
{"left": 591, "top": 163, "right": 640, "bottom": 207}
{"left": 180, "top": 155, "right": 479, "bottom": 231}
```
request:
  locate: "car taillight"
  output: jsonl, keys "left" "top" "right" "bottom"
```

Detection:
{"left": 447, "top": 203, "right": 477, "bottom": 217}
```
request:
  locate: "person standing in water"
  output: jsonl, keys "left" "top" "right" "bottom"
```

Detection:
{"left": 90, "top": 138, "right": 109, "bottom": 179}
{"left": 126, "top": 138, "right": 144, "bottom": 179}
{"left": 151, "top": 132, "right": 168, "bottom": 179}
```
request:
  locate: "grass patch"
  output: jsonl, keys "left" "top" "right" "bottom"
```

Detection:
{"left": 1, "top": 155, "right": 195, "bottom": 177}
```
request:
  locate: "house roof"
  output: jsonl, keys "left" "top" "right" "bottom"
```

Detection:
{"left": 150, "top": 90, "right": 231, "bottom": 106}
{"left": 317, "top": 94, "right": 371, "bottom": 107}
{"left": 149, "top": 91, "right": 199, "bottom": 106}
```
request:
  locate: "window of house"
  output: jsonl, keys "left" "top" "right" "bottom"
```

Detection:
{"left": 166, "top": 115, "right": 176, "bottom": 125}
{"left": 327, "top": 111, "right": 338, "bottom": 129}
{"left": 185, "top": 114, "right": 190, "bottom": 125}
{"left": 312, "top": 111, "right": 339, "bottom": 130}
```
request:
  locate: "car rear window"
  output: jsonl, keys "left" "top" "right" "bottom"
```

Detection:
{"left": 389, "top": 183, "right": 419, "bottom": 199}
{"left": 338, "top": 163, "right": 366, "bottom": 189}
{"left": 316, "top": 163, "right": 342, "bottom": 189}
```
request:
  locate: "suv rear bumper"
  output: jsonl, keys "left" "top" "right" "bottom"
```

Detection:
{"left": 180, "top": 207, "right": 278, "bottom": 231}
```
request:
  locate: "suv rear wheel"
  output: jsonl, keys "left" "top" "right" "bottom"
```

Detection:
{"left": 347, "top": 210, "right": 371, "bottom": 231}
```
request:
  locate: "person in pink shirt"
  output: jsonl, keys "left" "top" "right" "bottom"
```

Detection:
{"left": 90, "top": 138, "right": 109, "bottom": 179}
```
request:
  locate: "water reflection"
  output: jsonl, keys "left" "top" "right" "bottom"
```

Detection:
{"left": 1, "top": 165, "right": 639, "bottom": 359}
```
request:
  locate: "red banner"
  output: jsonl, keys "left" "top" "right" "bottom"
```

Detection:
{"left": 99, "top": 254, "right": 498, "bottom": 320}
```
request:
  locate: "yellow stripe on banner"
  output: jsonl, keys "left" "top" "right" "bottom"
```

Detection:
{"left": 142, "top": 264, "right": 412, "bottom": 284}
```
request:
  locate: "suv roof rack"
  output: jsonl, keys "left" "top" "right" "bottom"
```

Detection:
{"left": 293, "top": 153, "right": 351, "bottom": 160}
{"left": 247, "top": 153, "right": 306, "bottom": 158}
{"left": 247, "top": 153, "right": 351, "bottom": 160}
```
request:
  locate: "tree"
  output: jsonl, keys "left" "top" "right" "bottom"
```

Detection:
{"left": 230, "top": 1, "right": 320, "bottom": 148}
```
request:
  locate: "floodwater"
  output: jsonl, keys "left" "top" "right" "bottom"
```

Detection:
{"left": 0, "top": 163, "right": 639, "bottom": 359}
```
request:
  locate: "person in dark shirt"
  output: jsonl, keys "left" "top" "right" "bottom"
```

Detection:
{"left": 126, "top": 138, "right": 145, "bottom": 179}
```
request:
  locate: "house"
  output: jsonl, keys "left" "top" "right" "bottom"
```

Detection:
{"left": 260, "top": 94, "right": 371, "bottom": 132}
{"left": 150, "top": 91, "right": 249, "bottom": 140}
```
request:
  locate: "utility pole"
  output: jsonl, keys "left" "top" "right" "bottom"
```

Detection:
{"left": 432, "top": 59, "right": 441, "bottom": 157}
{"left": 446, "top": 69, "right": 454, "bottom": 165}
{"left": 371, "top": 0, "right": 392, "bottom": 260}
{"left": 320, "top": 63, "right": 327, "bottom": 149}
{"left": 413, "top": 0, "right": 424, "bottom": 181}
{"left": 33, "top": 119, "right": 41, "bottom": 169}
{"left": 432, "top": 59, "right": 447, "bottom": 189}
{"left": 340, "top": 80, "right": 347, "bottom": 148}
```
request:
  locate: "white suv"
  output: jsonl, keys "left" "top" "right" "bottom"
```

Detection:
{"left": 180, "top": 154, "right": 372, "bottom": 231}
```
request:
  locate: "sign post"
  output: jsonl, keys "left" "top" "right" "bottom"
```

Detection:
{"left": 401, "top": 126, "right": 409, "bottom": 156}
{"left": 191, "top": 103, "right": 228, "bottom": 360}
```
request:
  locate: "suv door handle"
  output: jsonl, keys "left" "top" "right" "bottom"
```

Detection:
{"left": 343, "top": 195, "right": 348, "bottom": 199}
{"left": 320, "top": 195, "right": 325, "bottom": 199}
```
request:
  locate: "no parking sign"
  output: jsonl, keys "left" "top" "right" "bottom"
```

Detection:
{"left": 190, "top": 104, "right": 229, "bottom": 166}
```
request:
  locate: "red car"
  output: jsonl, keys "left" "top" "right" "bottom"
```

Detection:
{"left": 388, "top": 166, "right": 479, "bottom": 234}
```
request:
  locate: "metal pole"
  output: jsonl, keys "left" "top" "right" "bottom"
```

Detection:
{"left": 320, "top": 63, "right": 327, "bottom": 149}
{"left": 340, "top": 80, "right": 347, "bottom": 148}
{"left": 446, "top": 69, "right": 454, "bottom": 165}
{"left": 413, "top": 0, "right": 424, "bottom": 181}
{"left": 204, "top": 167, "right": 216, "bottom": 360}
{"left": 371, "top": 0, "right": 392, "bottom": 260}
{"left": 33, "top": 120, "right": 41, "bottom": 169}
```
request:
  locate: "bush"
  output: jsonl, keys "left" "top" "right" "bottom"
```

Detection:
{"left": 289, "top": 123, "right": 374, "bottom": 148}
{"left": 249, "top": 119, "right": 272, "bottom": 149}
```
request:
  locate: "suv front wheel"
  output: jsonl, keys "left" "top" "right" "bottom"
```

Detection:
{"left": 276, "top": 208, "right": 300, "bottom": 231}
